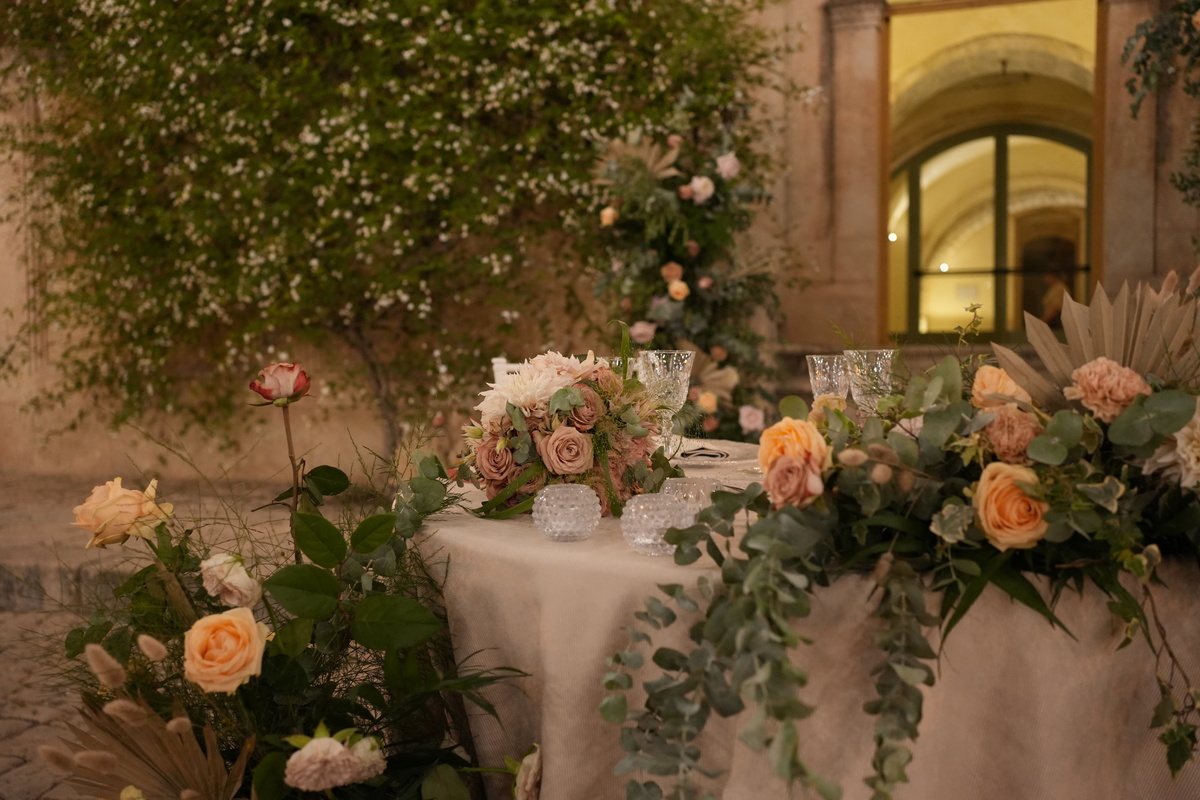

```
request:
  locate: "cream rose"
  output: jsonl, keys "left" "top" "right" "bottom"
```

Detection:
{"left": 758, "top": 417, "right": 832, "bottom": 474}
{"left": 738, "top": 404, "right": 765, "bottom": 434}
{"left": 183, "top": 608, "right": 268, "bottom": 694}
{"left": 537, "top": 425, "right": 594, "bottom": 476}
{"left": 971, "top": 365, "right": 1032, "bottom": 408}
{"left": 716, "top": 152, "right": 741, "bottom": 180}
{"left": 72, "top": 478, "right": 174, "bottom": 549}
{"left": 763, "top": 454, "right": 825, "bottom": 509}
{"left": 972, "top": 462, "right": 1050, "bottom": 551}
{"left": 199, "top": 553, "right": 262, "bottom": 608}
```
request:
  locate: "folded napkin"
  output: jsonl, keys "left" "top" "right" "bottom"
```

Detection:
{"left": 678, "top": 444, "right": 731, "bottom": 461}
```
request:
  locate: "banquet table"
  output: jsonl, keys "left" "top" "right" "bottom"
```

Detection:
{"left": 417, "top": 474, "right": 1200, "bottom": 800}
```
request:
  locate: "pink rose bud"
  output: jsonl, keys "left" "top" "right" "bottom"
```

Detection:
{"left": 677, "top": 185, "right": 694, "bottom": 200}
{"left": 619, "top": 297, "right": 634, "bottom": 312}
{"left": 698, "top": 276, "right": 715, "bottom": 290}
{"left": 702, "top": 415, "right": 720, "bottom": 433}
{"left": 667, "top": 134, "right": 684, "bottom": 149}
{"left": 431, "top": 411, "right": 446, "bottom": 428}
{"left": 686, "top": 240, "right": 701, "bottom": 257}
{"left": 710, "top": 345, "right": 728, "bottom": 363}
{"left": 250, "top": 362, "right": 311, "bottom": 403}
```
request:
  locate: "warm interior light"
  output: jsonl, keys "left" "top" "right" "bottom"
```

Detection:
{"left": 939, "top": 263, "right": 949, "bottom": 273}
{"left": 887, "top": 232, "right": 898, "bottom": 242}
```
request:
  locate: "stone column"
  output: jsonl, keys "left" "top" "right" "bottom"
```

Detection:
{"left": 1095, "top": 0, "right": 1161, "bottom": 288}
{"left": 827, "top": 0, "right": 888, "bottom": 344}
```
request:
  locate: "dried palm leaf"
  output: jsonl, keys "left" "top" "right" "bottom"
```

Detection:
{"left": 46, "top": 695, "right": 252, "bottom": 800}
{"left": 591, "top": 138, "right": 682, "bottom": 185}
{"left": 993, "top": 274, "right": 1200, "bottom": 410}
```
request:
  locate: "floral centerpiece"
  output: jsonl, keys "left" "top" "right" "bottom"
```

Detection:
{"left": 605, "top": 275, "right": 1200, "bottom": 799}
{"left": 461, "top": 350, "right": 676, "bottom": 517}
{"left": 43, "top": 363, "right": 514, "bottom": 800}
{"left": 589, "top": 132, "right": 784, "bottom": 442}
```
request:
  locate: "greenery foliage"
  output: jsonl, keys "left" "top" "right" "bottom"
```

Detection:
{"left": 605, "top": 285, "right": 1200, "bottom": 799}
{"left": 0, "top": 0, "right": 787, "bottom": 453}
{"left": 1124, "top": 0, "right": 1200, "bottom": 207}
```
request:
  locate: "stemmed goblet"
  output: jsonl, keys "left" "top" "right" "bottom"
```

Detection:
{"left": 806, "top": 354, "right": 850, "bottom": 401}
{"left": 843, "top": 349, "right": 896, "bottom": 415}
{"left": 638, "top": 350, "right": 695, "bottom": 459}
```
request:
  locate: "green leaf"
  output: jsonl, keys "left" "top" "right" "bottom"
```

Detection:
{"left": 989, "top": 564, "right": 1072, "bottom": 636}
{"left": 779, "top": 395, "right": 808, "bottom": 420}
{"left": 408, "top": 476, "right": 448, "bottom": 514}
{"left": 930, "top": 503, "right": 974, "bottom": 544}
{"left": 600, "top": 694, "right": 628, "bottom": 724}
{"left": 929, "top": 355, "right": 962, "bottom": 405}
{"left": 942, "top": 550, "right": 1011, "bottom": 645}
{"left": 305, "top": 465, "right": 350, "bottom": 497}
{"left": 1027, "top": 435, "right": 1068, "bottom": 466}
{"left": 549, "top": 386, "right": 585, "bottom": 415}
{"left": 1077, "top": 476, "right": 1126, "bottom": 514}
{"left": 1045, "top": 410, "right": 1083, "bottom": 447}
{"left": 271, "top": 617, "right": 313, "bottom": 657}
{"left": 1145, "top": 389, "right": 1195, "bottom": 436}
{"left": 252, "top": 752, "right": 287, "bottom": 800}
{"left": 264, "top": 564, "right": 340, "bottom": 618}
{"left": 293, "top": 512, "right": 347, "bottom": 568}
{"left": 350, "top": 514, "right": 400, "bottom": 554}
{"left": 1151, "top": 690, "right": 1177, "bottom": 729}
{"left": 421, "top": 764, "right": 470, "bottom": 800}
{"left": 350, "top": 594, "right": 441, "bottom": 651}
{"left": 1161, "top": 721, "right": 1198, "bottom": 776}
{"left": 1108, "top": 401, "right": 1153, "bottom": 446}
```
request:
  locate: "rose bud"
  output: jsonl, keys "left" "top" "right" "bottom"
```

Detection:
{"left": 600, "top": 206, "right": 619, "bottom": 227}
{"left": 667, "top": 134, "right": 684, "bottom": 149}
{"left": 250, "top": 362, "right": 311, "bottom": 404}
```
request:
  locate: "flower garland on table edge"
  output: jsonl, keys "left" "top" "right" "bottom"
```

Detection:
{"left": 604, "top": 276, "right": 1200, "bottom": 800}
{"left": 590, "top": 132, "right": 784, "bottom": 444}
{"left": 46, "top": 362, "right": 519, "bottom": 800}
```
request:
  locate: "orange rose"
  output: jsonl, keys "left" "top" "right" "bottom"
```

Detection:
{"left": 72, "top": 478, "right": 174, "bottom": 549}
{"left": 183, "top": 608, "right": 268, "bottom": 694}
{"left": 972, "top": 462, "right": 1049, "bottom": 551}
{"left": 971, "top": 365, "right": 1031, "bottom": 408}
{"left": 758, "top": 417, "right": 831, "bottom": 474}
{"left": 667, "top": 280, "right": 690, "bottom": 301}
{"left": 660, "top": 262, "right": 684, "bottom": 282}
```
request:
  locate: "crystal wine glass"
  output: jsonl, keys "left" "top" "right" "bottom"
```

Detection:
{"left": 806, "top": 354, "right": 850, "bottom": 400}
{"left": 843, "top": 349, "right": 896, "bottom": 415}
{"left": 638, "top": 350, "right": 695, "bottom": 458}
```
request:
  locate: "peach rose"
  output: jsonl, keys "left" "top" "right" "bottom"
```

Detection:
{"left": 972, "top": 462, "right": 1050, "bottom": 551}
{"left": 758, "top": 417, "right": 832, "bottom": 475}
{"left": 183, "top": 608, "right": 268, "bottom": 694}
{"left": 808, "top": 394, "right": 847, "bottom": 427}
{"left": 971, "top": 365, "right": 1031, "bottom": 408}
{"left": 984, "top": 404, "right": 1043, "bottom": 465}
{"left": 763, "top": 454, "right": 825, "bottom": 509}
{"left": 600, "top": 206, "right": 619, "bottom": 227}
{"left": 660, "top": 262, "right": 684, "bottom": 282}
{"left": 250, "top": 362, "right": 310, "bottom": 403}
{"left": 72, "top": 478, "right": 174, "bottom": 549}
{"left": 1063, "top": 357, "right": 1152, "bottom": 423}
{"left": 476, "top": 436, "right": 521, "bottom": 482}
{"left": 667, "top": 280, "right": 690, "bottom": 301}
{"left": 536, "top": 425, "right": 594, "bottom": 476}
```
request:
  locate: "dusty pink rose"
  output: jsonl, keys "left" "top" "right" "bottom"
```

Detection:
{"left": 72, "top": 478, "right": 175, "bottom": 549}
{"left": 619, "top": 297, "right": 633, "bottom": 312}
{"left": 710, "top": 345, "right": 729, "bottom": 363}
{"left": 677, "top": 184, "right": 694, "bottom": 200}
{"left": 594, "top": 366, "right": 624, "bottom": 399}
{"left": 738, "top": 404, "right": 765, "bottom": 434}
{"left": 685, "top": 240, "right": 701, "bottom": 258}
{"left": 568, "top": 385, "right": 604, "bottom": 431}
{"left": 716, "top": 152, "right": 741, "bottom": 180}
{"left": 702, "top": 415, "right": 720, "bottom": 433}
{"left": 984, "top": 404, "right": 1044, "bottom": 465}
{"left": 688, "top": 175, "right": 715, "bottom": 203}
{"left": 666, "top": 134, "right": 684, "bottom": 149}
{"left": 250, "top": 362, "right": 310, "bottom": 403}
{"left": 476, "top": 436, "right": 521, "bottom": 482}
{"left": 660, "top": 261, "right": 684, "bottom": 282}
{"left": 629, "top": 321, "right": 657, "bottom": 345}
{"left": 537, "top": 425, "right": 594, "bottom": 476}
{"left": 1063, "top": 357, "right": 1152, "bottom": 423}
{"left": 697, "top": 276, "right": 715, "bottom": 290}
{"left": 667, "top": 280, "right": 690, "bottom": 301}
{"left": 763, "top": 454, "right": 825, "bottom": 510}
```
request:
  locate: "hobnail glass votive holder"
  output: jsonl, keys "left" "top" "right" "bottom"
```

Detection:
{"left": 621, "top": 494, "right": 694, "bottom": 556}
{"left": 660, "top": 477, "right": 723, "bottom": 521}
{"left": 533, "top": 484, "right": 601, "bottom": 542}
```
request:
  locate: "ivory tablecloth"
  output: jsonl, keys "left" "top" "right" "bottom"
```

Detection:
{"left": 419, "top": 505, "right": 1200, "bottom": 800}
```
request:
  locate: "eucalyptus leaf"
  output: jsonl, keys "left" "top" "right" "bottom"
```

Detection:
{"left": 1109, "top": 402, "right": 1153, "bottom": 446}
{"left": 1145, "top": 389, "right": 1196, "bottom": 436}
{"left": 600, "top": 694, "right": 628, "bottom": 724}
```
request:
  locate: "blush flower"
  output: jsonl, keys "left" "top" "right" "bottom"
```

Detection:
{"left": 72, "top": 478, "right": 174, "bottom": 549}
{"left": 687, "top": 175, "right": 715, "bottom": 203}
{"left": 716, "top": 152, "right": 741, "bottom": 179}
{"left": 629, "top": 321, "right": 657, "bottom": 345}
{"left": 249, "top": 362, "right": 311, "bottom": 403}
{"left": 1144, "top": 398, "right": 1200, "bottom": 489}
{"left": 1063, "top": 357, "right": 1151, "bottom": 422}
{"left": 972, "top": 462, "right": 1050, "bottom": 551}
{"left": 199, "top": 553, "right": 262, "bottom": 608}
{"left": 476, "top": 436, "right": 521, "bottom": 482}
{"left": 983, "top": 404, "right": 1043, "bottom": 465}
{"left": 738, "top": 404, "right": 765, "bottom": 435}
{"left": 536, "top": 425, "right": 594, "bottom": 476}
{"left": 763, "top": 454, "right": 825, "bottom": 509}
{"left": 970, "top": 365, "right": 1031, "bottom": 408}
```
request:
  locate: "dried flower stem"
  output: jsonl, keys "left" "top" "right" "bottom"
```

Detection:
{"left": 154, "top": 556, "right": 198, "bottom": 627}
{"left": 282, "top": 403, "right": 302, "bottom": 565}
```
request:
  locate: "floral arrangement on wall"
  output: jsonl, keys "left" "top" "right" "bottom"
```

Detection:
{"left": 605, "top": 274, "right": 1200, "bottom": 799}
{"left": 589, "top": 132, "right": 784, "bottom": 444}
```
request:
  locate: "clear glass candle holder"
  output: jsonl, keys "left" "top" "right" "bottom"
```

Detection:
{"left": 621, "top": 494, "right": 694, "bottom": 556}
{"left": 660, "top": 477, "right": 723, "bottom": 522}
{"left": 533, "top": 484, "right": 601, "bottom": 542}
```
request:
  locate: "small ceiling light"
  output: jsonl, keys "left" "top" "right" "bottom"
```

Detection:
{"left": 939, "top": 263, "right": 950, "bottom": 273}
{"left": 887, "top": 232, "right": 898, "bottom": 242}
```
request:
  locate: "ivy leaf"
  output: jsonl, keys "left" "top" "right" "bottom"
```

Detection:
{"left": 930, "top": 502, "right": 973, "bottom": 544}
{"left": 1077, "top": 476, "right": 1126, "bottom": 514}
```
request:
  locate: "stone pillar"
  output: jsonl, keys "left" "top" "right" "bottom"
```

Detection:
{"left": 827, "top": 0, "right": 888, "bottom": 344}
{"left": 1095, "top": 0, "right": 1161, "bottom": 288}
